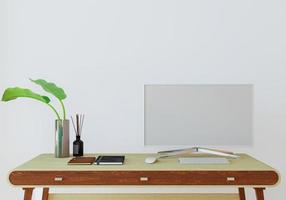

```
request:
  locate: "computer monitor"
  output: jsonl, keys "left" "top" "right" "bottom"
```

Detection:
{"left": 144, "top": 84, "right": 253, "bottom": 146}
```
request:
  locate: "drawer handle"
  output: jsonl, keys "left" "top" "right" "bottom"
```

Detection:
{"left": 54, "top": 177, "right": 63, "bottom": 181}
{"left": 226, "top": 177, "right": 236, "bottom": 181}
{"left": 140, "top": 177, "right": 149, "bottom": 181}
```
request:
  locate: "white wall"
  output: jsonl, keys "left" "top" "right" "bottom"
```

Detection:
{"left": 0, "top": 0, "right": 5, "bottom": 84}
{"left": 1, "top": 0, "right": 286, "bottom": 199}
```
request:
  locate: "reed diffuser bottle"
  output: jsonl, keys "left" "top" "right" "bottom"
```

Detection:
{"left": 71, "top": 114, "right": 84, "bottom": 157}
{"left": 73, "top": 135, "right": 83, "bottom": 156}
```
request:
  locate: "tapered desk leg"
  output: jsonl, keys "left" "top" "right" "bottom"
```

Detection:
{"left": 239, "top": 187, "right": 246, "bottom": 200}
{"left": 23, "top": 188, "right": 34, "bottom": 200}
{"left": 42, "top": 187, "right": 49, "bottom": 200}
{"left": 254, "top": 188, "right": 265, "bottom": 200}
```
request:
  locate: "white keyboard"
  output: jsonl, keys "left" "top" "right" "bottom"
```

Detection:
{"left": 178, "top": 157, "right": 230, "bottom": 165}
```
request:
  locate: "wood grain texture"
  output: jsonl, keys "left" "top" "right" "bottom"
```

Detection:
{"left": 42, "top": 188, "right": 49, "bottom": 200}
{"left": 238, "top": 188, "right": 246, "bottom": 200}
{"left": 47, "top": 193, "right": 240, "bottom": 200}
{"left": 23, "top": 188, "right": 34, "bottom": 200}
{"left": 254, "top": 188, "right": 265, "bottom": 200}
{"left": 10, "top": 170, "right": 278, "bottom": 186}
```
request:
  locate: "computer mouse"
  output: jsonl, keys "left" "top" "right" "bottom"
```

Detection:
{"left": 145, "top": 157, "right": 157, "bottom": 164}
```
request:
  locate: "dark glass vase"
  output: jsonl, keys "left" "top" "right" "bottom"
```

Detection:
{"left": 73, "top": 136, "right": 83, "bottom": 156}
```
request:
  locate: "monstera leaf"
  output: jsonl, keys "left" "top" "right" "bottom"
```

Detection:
{"left": 2, "top": 87, "right": 50, "bottom": 103}
{"left": 30, "top": 79, "right": 67, "bottom": 119}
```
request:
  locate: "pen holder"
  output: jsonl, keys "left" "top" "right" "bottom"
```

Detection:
{"left": 55, "top": 120, "right": 70, "bottom": 158}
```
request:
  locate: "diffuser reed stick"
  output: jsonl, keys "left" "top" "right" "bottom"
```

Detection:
{"left": 71, "top": 114, "right": 85, "bottom": 137}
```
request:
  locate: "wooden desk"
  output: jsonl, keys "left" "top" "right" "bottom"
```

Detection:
{"left": 9, "top": 154, "right": 279, "bottom": 200}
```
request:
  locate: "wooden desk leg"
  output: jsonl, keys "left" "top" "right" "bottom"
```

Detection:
{"left": 239, "top": 187, "right": 246, "bottom": 200}
{"left": 23, "top": 188, "right": 34, "bottom": 200}
{"left": 42, "top": 187, "right": 49, "bottom": 200}
{"left": 254, "top": 188, "right": 265, "bottom": 200}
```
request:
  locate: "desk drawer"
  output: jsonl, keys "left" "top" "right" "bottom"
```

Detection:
{"left": 9, "top": 171, "right": 278, "bottom": 186}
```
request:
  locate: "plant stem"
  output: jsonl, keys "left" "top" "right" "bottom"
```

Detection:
{"left": 47, "top": 103, "right": 61, "bottom": 120}
{"left": 60, "top": 100, "right": 66, "bottom": 120}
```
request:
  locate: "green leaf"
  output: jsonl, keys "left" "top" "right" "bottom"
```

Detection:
{"left": 30, "top": 79, "right": 67, "bottom": 100}
{"left": 1, "top": 87, "right": 50, "bottom": 103}
{"left": 30, "top": 78, "right": 67, "bottom": 119}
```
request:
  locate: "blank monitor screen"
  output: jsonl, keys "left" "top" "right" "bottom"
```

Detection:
{"left": 144, "top": 84, "right": 253, "bottom": 146}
